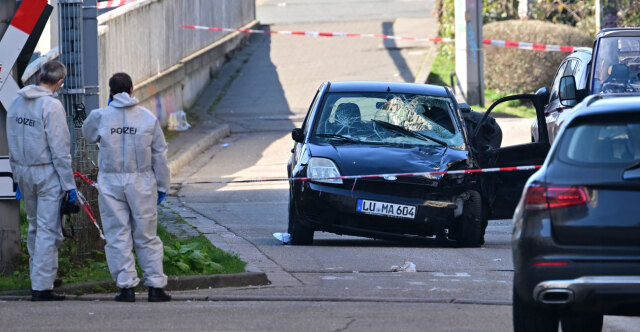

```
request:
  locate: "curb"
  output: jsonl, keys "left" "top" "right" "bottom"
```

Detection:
{"left": 0, "top": 272, "right": 269, "bottom": 299}
{"left": 168, "top": 124, "right": 230, "bottom": 176}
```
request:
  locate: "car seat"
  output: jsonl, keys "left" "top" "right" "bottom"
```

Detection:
{"left": 333, "top": 103, "right": 362, "bottom": 134}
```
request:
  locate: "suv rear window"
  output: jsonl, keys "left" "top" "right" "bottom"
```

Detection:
{"left": 557, "top": 115, "right": 640, "bottom": 166}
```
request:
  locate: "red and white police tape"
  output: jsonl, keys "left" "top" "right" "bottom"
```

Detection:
{"left": 172, "top": 164, "right": 543, "bottom": 186}
{"left": 72, "top": 173, "right": 105, "bottom": 239}
{"left": 96, "top": 0, "right": 137, "bottom": 9}
{"left": 181, "top": 24, "right": 581, "bottom": 53}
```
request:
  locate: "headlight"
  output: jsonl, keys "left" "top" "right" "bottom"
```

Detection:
{"left": 307, "top": 157, "right": 343, "bottom": 184}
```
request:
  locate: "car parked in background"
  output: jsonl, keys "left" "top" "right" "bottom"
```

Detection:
{"left": 288, "top": 81, "right": 551, "bottom": 247}
{"left": 513, "top": 94, "right": 640, "bottom": 332}
{"left": 531, "top": 48, "right": 592, "bottom": 143}
{"left": 533, "top": 28, "right": 640, "bottom": 144}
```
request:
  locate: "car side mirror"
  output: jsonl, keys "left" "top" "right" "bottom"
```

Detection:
{"left": 559, "top": 76, "right": 577, "bottom": 106}
{"left": 291, "top": 128, "right": 305, "bottom": 143}
{"left": 459, "top": 103, "right": 471, "bottom": 113}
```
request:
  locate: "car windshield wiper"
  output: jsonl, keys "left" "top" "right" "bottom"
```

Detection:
{"left": 624, "top": 160, "right": 640, "bottom": 171}
{"left": 371, "top": 120, "right": 449, "bottom": 148}
{"left": 315, "top": 133, "right": 361, "bottom": 143}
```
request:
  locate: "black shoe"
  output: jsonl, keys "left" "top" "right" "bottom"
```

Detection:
{"left": 148, "top": 287, "right": 171, "bottom": 302}
{"left": 53, "top": 279, "right": 63, "bottom": 288}
{"left": 115, "top": 287, "right": 135, "bottom": 302}
{"left": 31, "top": 290, "right": 65, "bottom": 301}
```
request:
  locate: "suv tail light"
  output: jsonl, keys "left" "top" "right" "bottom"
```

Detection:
{"left": 524, "top": 185, "right": 588, "bottom": 210}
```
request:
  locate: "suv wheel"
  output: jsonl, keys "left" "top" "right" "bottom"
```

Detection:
{"left": 561, "top": 314, "right": 603, "bottom": 332}
{"left": 456, "top": 190, "right": 483, "bottom": 247}
{"left": 513, "top": 287, "right": 559, "bottom": 332}
{"left": 288, "top": 195, "right": 314, "bottom": 245}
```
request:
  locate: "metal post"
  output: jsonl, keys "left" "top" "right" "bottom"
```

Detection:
{"left": 595, "top": 0, "right": 601, "bottom": 32}
{"left": 59, "top": 0, "right": 102, "bottom": 260}
{"left": 0, "top": 0, "right": 21, "bottom": 275}
{"left": 454, "top": 0, "right": 484, "bottom": 106}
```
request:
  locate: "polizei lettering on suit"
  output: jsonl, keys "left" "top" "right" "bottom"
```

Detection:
{"left": 110, "top": 127, "right": 138, "bottom": 135}
{"left": 15, "top": 117, "right": 36, "bottom": 127}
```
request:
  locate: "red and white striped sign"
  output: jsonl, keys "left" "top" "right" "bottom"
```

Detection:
{"left": 0, "top": 0, "right": 48, "bottom": 108}
{"left": 181, "top": 24, "right": 581, "bottom": 53}
{"left": 97, "top": 0, "right": 137, "bottom": 9}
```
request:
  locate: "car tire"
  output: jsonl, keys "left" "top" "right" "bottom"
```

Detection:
{"left": 560, "top": 314, "right": 603, "bottom": 332}
{"left": 513, "top": 287, "right": 559, "bottom": 332}
{"left": 288, "top": 195, "right": 314, "bottom": 245}
{"left": 456, "top": 190, "right": 483, "bottom": 247}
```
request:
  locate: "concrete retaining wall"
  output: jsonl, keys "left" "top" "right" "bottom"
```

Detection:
{"left": 96, "top": 0, "right": 255, "bottom": 124}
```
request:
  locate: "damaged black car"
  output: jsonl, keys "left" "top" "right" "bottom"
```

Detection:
{"left": 287, "top": 81, "right": 550, "bottom": 247}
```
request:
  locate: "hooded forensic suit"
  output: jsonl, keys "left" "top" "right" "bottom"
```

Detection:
{"left": 81, "top": 92, "right": 170, "bottom": 289}
{"left": 6, "top": 85, "right": 76, "bottom": 291}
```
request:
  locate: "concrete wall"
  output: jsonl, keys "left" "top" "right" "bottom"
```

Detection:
{"left": 96, "top": 0, "right": 255, "bottom": 124}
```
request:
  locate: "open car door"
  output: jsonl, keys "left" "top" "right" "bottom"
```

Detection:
{"left": 475, "top": 88, "right": 551, "bottom": 220}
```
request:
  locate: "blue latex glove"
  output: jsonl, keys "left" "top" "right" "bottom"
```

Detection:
{"left": 67, "top": 189, "right": 77, "bottom": 203}
{"left": 157, "top": 191, "right": 166, "bottom": 205}
{"left": 15, "top": 185, "right": 22, "bottom": 200}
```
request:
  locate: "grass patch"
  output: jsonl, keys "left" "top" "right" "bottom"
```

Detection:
{"left": 427, "top": 47, "right": 536, "bottom": 118}
{"left": 0, "top": 202, "right": 246, "bottom": 292}
{"left": 159, "top": 224, "right": 246, "bottom": 276}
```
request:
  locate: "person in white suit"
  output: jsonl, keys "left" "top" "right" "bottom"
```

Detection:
{"left": 82, "top": 72, "right": 170, "bottom": 302}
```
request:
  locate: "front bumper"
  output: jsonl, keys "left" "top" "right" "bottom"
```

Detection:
{"left": 294, "top": 179, "right": 466, "bottom": 239}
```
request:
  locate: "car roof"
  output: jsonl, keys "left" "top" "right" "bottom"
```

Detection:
{"left": 596, "top": 27, "right": 640, "bottom": 38}
{"left": 327, "top": 81, "right": 450, "bottom": 97}
{"left": 571, "top": 94, "right": 640, "bottom": 121}
{"left": 566, "top": 48, "right": 592, "bottom": 61}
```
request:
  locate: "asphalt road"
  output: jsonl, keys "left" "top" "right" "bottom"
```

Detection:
{"left": 170, "top": 1, "right": 638, "bottom": 331}
{"left": 2, "top": 1, "right": 638, "bottom": 331}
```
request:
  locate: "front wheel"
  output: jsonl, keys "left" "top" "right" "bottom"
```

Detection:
{"left": 456, "top": 190, "right": 484, "bottom": 247}
{"left": 513, "top": 287, "right": 559, "bottom": 332}
{"left": 288, "top": 195, "right": 314, "bottom": 245}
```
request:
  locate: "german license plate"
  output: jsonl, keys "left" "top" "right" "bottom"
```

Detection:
{"left": 356, "top": 199, "right": 416, "bottom": 219}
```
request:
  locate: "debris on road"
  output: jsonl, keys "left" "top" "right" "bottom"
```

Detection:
{"left": 391, "top": 261, "right": 416, "bottom": 272}
{"left": 273, "top": 232, "right": 291, "bottom": 244}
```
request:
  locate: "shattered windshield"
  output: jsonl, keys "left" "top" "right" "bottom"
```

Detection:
{"left": 312, "top": 92, "right": 465, "bottom": 150}
{"left": 592, "top": 36, "right": 640, "bottom": 94}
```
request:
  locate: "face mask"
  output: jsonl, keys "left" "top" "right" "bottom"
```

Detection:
{"left": 108, "top": 95, "right": 113, "bottom": 105}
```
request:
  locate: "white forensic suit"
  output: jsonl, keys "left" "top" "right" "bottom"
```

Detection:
{"left": 6, "top": 85, "right": 76, "bottom": 291}
{"left": 81, "top": 92, "right": 170, "bottom": 289}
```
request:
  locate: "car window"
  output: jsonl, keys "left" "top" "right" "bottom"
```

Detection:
{"left": 573, "top": 59, "right": 586, "bottom": 88}
{"left": 550, "top": 61, "right": 569, "bottom": 102}
{"left": 558, "top": 116, "right": 640, "bottom": 165}
{"left": 302, "top": 88, "right": 321, "bottom": 136}
{"left": 312, "top": 92, "right": 465, "bottom": 149}
{"left": 592, "top": 36, "right": 640, "bottom": 94}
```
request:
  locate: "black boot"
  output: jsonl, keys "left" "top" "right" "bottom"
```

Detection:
{"left": 148, "top": 287, "right": 171, "bottom": 302}
{"left": 32, "top": 290, "right": 65, "bottom": 301}
{"left": 115, "top": 287, "right": 135, "bottom": 302}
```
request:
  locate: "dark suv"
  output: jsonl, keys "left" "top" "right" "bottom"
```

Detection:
{"left": 512, "top": 94, "right": 640, "bottom": 332}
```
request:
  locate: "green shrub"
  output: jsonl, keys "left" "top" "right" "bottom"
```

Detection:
{"left": 483, "top": 20, "right": 592, "bottom": 94}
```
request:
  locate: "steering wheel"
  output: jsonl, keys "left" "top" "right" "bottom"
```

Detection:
{"left": 601, "top": 81, "right": 635, "bottom": 93}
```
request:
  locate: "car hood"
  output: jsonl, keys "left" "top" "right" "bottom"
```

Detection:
{"left": 308, "top": 142, "right": 469, "bottom": 180}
